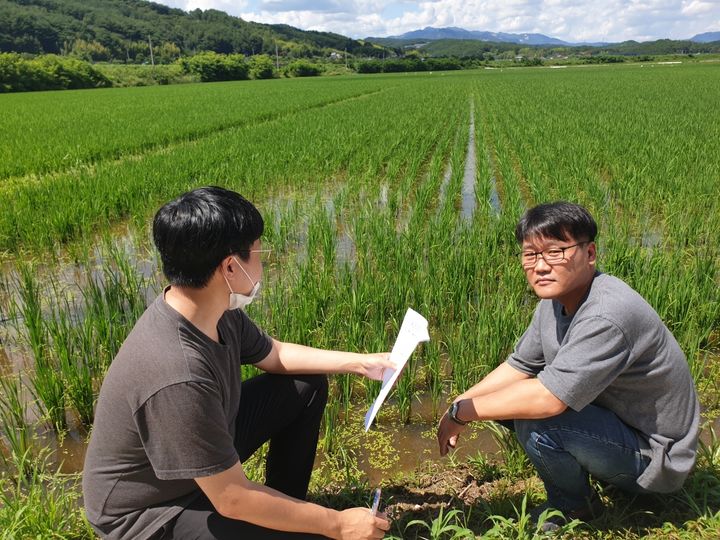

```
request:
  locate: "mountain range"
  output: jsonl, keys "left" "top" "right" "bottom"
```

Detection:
{"left": 376, "top": 26, "right": 720, "bottom": 46}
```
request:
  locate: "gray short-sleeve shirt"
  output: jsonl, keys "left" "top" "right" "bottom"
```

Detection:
{"left": 82, "top": 291, "right": 273, "bottom": 540}
{"left": 507, "top": 272, "right": 700, "bottom": 493}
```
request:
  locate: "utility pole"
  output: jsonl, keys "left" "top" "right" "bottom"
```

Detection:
{"left": 344, "top": 47, "right": 348, "bottom": 68}
{"left": 275, "top": 41, "right": 280, "bottom": 69}
{"left": 148, "top": 37, "right": 155, "bottom": 67}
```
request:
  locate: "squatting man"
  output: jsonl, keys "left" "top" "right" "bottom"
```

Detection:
{"left": 83, "top": 186, "right": 392, "bottom": 540}
{"left": 437, "top": 201, "right": 699, "bottom": 530}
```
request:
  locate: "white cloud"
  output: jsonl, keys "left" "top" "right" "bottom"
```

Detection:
{"left": 682, "top": 0, "right": 716, "bottom": 15}
{"left": 158, "top": 0, "right": 720, "bottom": 42}
{"left": 161, "top": 0, "right": 249, "bottom": 13}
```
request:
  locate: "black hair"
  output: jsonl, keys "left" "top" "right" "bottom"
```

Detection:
{"left": 515, "top": 201, "right": 597, "bottom": 244}
{"left": 152, "top": 186, "right": 264, "bottom": 288}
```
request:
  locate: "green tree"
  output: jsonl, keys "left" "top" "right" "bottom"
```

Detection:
{"left": 156, "top": 42, "right": 181, "bottom": 64}
{"left": 285, "top": 59, "right": 322, "bottom": 77}
{"left": 249, "top": 54, "right": 275, "bottom": 79}
{"left": 179, "top": 51, "right": 248, "bottom": 82}
{"left": 70, "top": 39, "right": 111, "bottom": 62}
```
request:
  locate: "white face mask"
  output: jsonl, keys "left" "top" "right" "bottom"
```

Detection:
{"left": 223, "top": 256, "right": 261, "bottom": 310}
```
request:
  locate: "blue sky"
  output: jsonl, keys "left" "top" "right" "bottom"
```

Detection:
{"left": 157, "top": 1, "right": 720, "bottom": 42}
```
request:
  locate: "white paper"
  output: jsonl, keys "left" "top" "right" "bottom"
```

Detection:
{"left": 364, "top": 308, "right": 430, "bottom": 431}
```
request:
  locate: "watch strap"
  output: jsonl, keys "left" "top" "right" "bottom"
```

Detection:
{"left": 448, "top": 401, "right": 468, "bottom": 425}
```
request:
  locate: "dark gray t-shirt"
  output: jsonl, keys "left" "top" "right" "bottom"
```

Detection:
{"left": 507, "top": 272, "right": 700, "bottom": 493}
{"left": 82, "top": 291, "right": 273, "bottom": 539}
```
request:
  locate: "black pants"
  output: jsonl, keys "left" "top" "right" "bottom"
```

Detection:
{"left": 158, "top": 373, "right": 329, "bottom": 539}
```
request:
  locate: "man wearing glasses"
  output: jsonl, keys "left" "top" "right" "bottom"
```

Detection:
{"left": 83, "top": 186, "right": 392, "bottom": 539}
{"left": 437, "top": 201, "right": 699, "bottom": 531}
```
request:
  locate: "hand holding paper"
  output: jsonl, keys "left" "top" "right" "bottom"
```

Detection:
{"left": 364, "top": 308, "right": 430, "bottom": 431}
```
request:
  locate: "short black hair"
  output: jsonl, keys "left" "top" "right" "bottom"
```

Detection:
{"left": 515, "top": 201, "right": 597, "bottom": 244}
{"left": 152, "top": 186, "right": 264, "bottom": 288}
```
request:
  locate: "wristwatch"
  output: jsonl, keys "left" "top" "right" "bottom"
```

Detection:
{"left": 448, "top": 401, "right": 468, "bottom": 426}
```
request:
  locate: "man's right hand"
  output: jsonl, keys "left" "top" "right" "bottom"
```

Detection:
{"left": 333, "top": 507, "right": 390, "bottom": 539}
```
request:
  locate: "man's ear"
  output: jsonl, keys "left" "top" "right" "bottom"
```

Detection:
{"left": 587, "top": 242, "right": 597, "bottom": 265}
{"left": 219, "top": 256, "right": 235, "bottom": 279}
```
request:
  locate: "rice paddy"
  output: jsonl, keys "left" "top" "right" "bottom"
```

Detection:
{"left": 1, "top": 63, "right": 719, "bottom": 538}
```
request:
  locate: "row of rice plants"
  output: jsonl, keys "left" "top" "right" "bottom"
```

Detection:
{"left": 0, "top": 76, "right": 388, "bottom": 180}
{"left": 0, "top": 73, "right": 470, "bottom": 255}
{"left": 3, "top": 243, "right": 154, "bottom": 433}
{"left": 3, "top": 65, "right": 717, "bottom": 446}
{"left": 473, "top": 64, "right": 720, "bottom": 374}
{"left": 0, "top": 60, "right": 720, "bottom": 540}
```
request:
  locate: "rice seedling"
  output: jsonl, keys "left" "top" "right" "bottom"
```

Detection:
{"left": 401, "top": 506, "right": 475, "bottom": 540}
{"left": 0, "top": 374, "right": 33, "bottom": 478}
{"left": 486, "top": 422, "right": 533, "bottom": 479}
{"left": 482, "top": 493, "right": 583, "bottom": 539}
{"left": 0, "top": 451, "right": 94, "bottom": 539}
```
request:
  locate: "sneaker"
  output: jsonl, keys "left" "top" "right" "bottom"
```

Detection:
{"left": 529, "top": 496, "right": 604, "bottom": 533}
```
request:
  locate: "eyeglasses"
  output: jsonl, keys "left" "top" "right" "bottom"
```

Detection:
{"left": 237, "top": 247, "right": 273, "bottom": 261}
{"left": 519, "top": 242, "right": 588, "bottom": 269}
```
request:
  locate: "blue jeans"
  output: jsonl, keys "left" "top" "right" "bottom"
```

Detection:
{"left": 512, "top": 404, "right": 651, "bottom": 511}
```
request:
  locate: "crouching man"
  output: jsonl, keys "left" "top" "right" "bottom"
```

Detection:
{"left": 83, "top": 186, "right": 392, "bottom": 539}
{"left": 437, "top": 201, "right": 699, "bottom": 529}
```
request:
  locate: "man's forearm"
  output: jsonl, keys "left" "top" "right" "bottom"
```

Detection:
{"left": 458, "top": 377, "right": 566, "bottom": 422}
{"left": 206, "top": 471, "right": 341, "bottom": 537}
{"left": 269, "top": 340, "right": 365, "bottom": 375}
{"left": 456, "top": 361, "right": 531, "bottom": 401}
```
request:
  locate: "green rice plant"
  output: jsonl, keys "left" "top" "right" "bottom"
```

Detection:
{"left": 0, "top": 452, "right": 94, "bottom": 539}
{"left": 402, "top": 507, "right": 475, "bottom": 540}
{"left": 321, "top": 389, "right": 342, "bottom": 455}
{"left": 396, "top": 353, "right": 419, "bottom": 425}
{"left": 482, "top": 493, "right": 582, "bottom": 539}
{"left": 424, "top": 341, "right": 444, "bottom": 421}
{"left": 466, "top": 450, "right": 502, "bottom": 482}
{"left": 45, "top": 308, "right": 96, "bottom": 427}
{"left": 673, "top": 426, "right": 720, "bottom": 518}
{"left": 0, "top": 374, "right": 33, "bottom": 478}
{"left": 486, "top": 422, "right": 533, "bottom": 479}
{"left": 27, "top": 353, "right": 67, "bottom": 433}
{"left": 14, "top": 263, "right": 47, "bottom": 363}
{"left": 12, "top": 264, "right": 67, "bottom": 432}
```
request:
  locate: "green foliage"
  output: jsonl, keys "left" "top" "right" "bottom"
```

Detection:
{"left": 355, "top": 57, "right": 463, "bottom": 74}
{"left": 249, "top": 53, "right": 275, "bottom": 79}
{"left": 0, "top": 452, "right": 94, "bottom": 539}
{"left": 577, "top": 54, "right": 626, "bottom": 64}
{"left": 373, "top": 36, "right": 720, "bottom": 60}
{"left": 69, "top": 39, "right": 111, "bottom": 62}
{"left": 402, "top": 507, "right": 475, "bottom": 539}
{"left": 286, "top": 59, "right": 323, "bottom": 77}
{"left": 0, "top": 0, "right": 388, "bottom": 61}
{"left": 482, "top": 493, "right": 583, "bottom": 539}
{"left": 179, "top": 51, "right": 249, "bottom": 82}
{"left": 0, "top": 52, "right": 110, "bottom": 92}
{"left": 95, "top": 62, "right": 192, "bottom": 87}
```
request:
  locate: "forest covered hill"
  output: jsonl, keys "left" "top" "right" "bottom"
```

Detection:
{"left": 0, "top": 0, "right": 388, "bottom": 61}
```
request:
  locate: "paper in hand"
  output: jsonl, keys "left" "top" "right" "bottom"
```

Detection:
{"left": 364, "top": 308, "right": 430, "bottom": 431}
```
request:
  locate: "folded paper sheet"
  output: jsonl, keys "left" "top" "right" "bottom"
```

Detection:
{"left": 364, "top": 308, "right": 430, "bottom": 431}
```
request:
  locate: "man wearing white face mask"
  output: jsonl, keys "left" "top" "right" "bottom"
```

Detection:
{"left": 83, "top": 186, "right": 393, "bottom": 540}
{"left": 223, "top": 254, "right": 262, "bottom": 311}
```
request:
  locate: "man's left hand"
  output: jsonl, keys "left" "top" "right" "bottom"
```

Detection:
{"left": 437, "top": 409, "right": 466, "bottom": 457}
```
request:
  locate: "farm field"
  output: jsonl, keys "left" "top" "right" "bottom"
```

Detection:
{"left": 1, "top": 63, "right": 719, "bottom": 538}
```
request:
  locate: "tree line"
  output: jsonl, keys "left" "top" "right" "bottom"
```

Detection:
{"left": 0, "top": 0, "right": 392, "bottom": 62}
